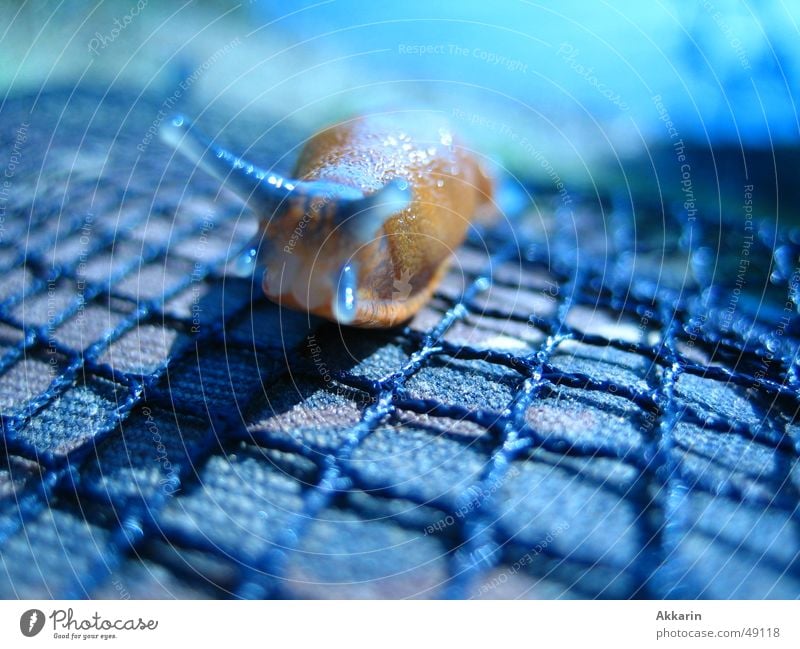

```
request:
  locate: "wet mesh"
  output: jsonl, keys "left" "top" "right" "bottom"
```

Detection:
{"left": 0, "top": 87, "right": 798, "bottom": 599}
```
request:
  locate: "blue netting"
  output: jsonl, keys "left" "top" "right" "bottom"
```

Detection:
{"left": 0, "top": 86, "right": 798, "bottom": 599}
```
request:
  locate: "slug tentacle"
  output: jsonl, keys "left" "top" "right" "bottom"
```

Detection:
{"left": 332, "top": 262, "right": 359, "bottom": 324}
{"left": 337, "top": 178, "right": 412, "bottom": 244}
{"left": 161, "top": 114, "right": 295, "bottom": 212}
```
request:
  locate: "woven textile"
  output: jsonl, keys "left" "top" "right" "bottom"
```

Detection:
{"left": 0, "top": 87, "right": 798, "bottom": 599}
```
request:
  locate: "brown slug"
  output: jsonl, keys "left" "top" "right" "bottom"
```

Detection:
{"left": 161, "top": 112, "right": 493, "bottom": 327}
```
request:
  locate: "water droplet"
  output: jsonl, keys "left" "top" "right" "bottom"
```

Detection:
{"left": 233, "top": 246, "right": 258, "bottom": 276}
{"left": 334, "top": 264, "right": 358, "bottom": 324}
{"left": 475, "top": 276, "right": 490, "bottom": 291}
{"left": 773, "top": 244, "right": 797, "bottom": 280}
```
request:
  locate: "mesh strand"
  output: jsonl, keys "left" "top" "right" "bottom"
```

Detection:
{"left": 0, "top": 87, "right": 798, "bottom": 599}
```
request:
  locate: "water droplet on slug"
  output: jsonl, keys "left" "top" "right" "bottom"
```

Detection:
{"left": 232, "top": 246, "right": 258, "bottom": 277}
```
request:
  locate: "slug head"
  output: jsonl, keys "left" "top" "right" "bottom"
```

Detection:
{"left": 157, "top": 114, "right": 412, "bottom": 324}
{"left": 255, "top": 178, "right": 412, "bottom": 323}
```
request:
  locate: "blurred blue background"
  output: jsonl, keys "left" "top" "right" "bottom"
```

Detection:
{"left": 236, "top": 0, "right": 800, "bottom": 223}
{"left": 249, "top": 0, "right": 800, "bottom": 146}
{"left": 4, "top": 0, "right": 798, "bottom": 173}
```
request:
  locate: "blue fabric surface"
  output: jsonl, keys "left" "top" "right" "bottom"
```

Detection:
{"left": 0, "top": 86, "right": 798, "bottom": 599}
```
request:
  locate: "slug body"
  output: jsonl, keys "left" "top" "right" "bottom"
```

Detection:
{"left": 162, "top": 113, "right": 493, "bottom": 327}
